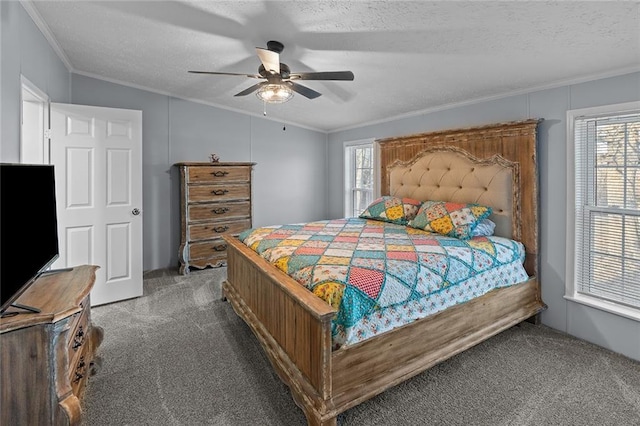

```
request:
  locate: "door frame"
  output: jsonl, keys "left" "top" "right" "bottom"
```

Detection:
{"left": 20, "top": 76, "right": 50, "bottom": 164}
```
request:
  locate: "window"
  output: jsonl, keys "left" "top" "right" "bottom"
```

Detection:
{"left": 567, "top": 102, "right": 640, "bottom": 320}
{"left": 344, "top": 140, "right": 374, "bottom": 217}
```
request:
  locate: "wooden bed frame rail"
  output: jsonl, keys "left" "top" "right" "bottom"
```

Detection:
{"left": 223, "top": 236, "right": 336, "bottom": 421}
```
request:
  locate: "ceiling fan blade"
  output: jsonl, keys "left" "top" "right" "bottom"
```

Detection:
{"left": 288, "top": 82, "right": 322, "bottom": 99}
{"left": 289, "top": 71, "right": 354, "bottom": 81}
{"left": 188, "top": 70, "right": 262, "bottom": 79}
{"left": 255, "top": 47, "right": 280, "bottom": 75}
{"left": 234, "top": 82, "right": 266, "bottom": 97}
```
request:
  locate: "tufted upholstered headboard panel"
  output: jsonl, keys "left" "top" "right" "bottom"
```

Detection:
{"left": 377, "top": 119, "right": 540, "bottom": 278}
{"left": 388, "top": 147, "right": 519, "bottom": 240}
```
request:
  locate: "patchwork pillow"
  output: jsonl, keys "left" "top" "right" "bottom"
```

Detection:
{"left": 470, "top": 218, "right": 497, "bottom": 237}
{"left": 408, "top": 200, "right": 492, "bottom": 239}
{"left": 359, "top": 196, "right": 422, "bottom": 225}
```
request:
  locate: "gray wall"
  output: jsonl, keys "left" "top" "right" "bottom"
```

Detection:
{"left": 1, "top": 1, "right": 71, "bottom": 160}
{"left": 2, "top": 2, "right": 328, "bottom": 272}
{"left": 328, "top": 72, "right": 640, "bottom": 361}
{"left": 4, "top": 1, "right": 638, "bottom": 360}
{"left": 72, "top": 75, "right": 328, "bottom": 271}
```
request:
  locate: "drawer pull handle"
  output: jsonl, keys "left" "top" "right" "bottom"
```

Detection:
{"left": 72, "top": 326, "right": 85, "bottom": 351}
{"left": 213, "top": 226, "right": 229, "bottom": 233}
{"left": 213, "top": 244, "right": 227, "bottom": 252}
{"left": 212, "top": 207, "right": 230, "bottom": 214}
{"left": 211, "top": 189, "right": 229, "bottom": 196}
{"left": 211, "top": 171, "right": 229, "bottom": 177}
{"left": 73, "top": 357, "right": 86, "bottom": 383}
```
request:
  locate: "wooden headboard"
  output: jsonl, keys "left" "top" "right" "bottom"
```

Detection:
{"left": 377, "top": 119, "right": 540, "bottom": 278}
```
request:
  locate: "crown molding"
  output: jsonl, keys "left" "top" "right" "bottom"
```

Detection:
{"left": 72, "top": 69, "right": 327, "bottom": 134}
{"left": 19, "top": 0, "right": 74, "bottom": 72}
{"left": 17, "top": 0, "right": 639, "bottom": 135}
{"left": 329, "top": 65, "right": 640, "bottom": 134}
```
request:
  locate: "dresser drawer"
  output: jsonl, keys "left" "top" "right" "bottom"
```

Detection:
{"left": 189, "top": 238, "right": 228, "bottom": 260}
{"left": 188, "top": 201, "right": 250, "bottom": 222}
{"left": 69, "top": 350, "right": 90, "bottom": 397}
{"left": 67, "top": 302, "right": 90, "bottom": 396}
{"left": 67, "top": 303, "right": 88, "bottom": 358}
{"left": 189, "top": 219, "right": 251, "bottom": 241}
{"left": 188, "top": 166, "right": 250, "bottom": 183}
{"left": 188, "top": 183, "right": 249, "bottom": 203}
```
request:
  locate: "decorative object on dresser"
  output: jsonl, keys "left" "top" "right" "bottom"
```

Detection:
{"left": 0, "top": 265, "right": 103, "bottom": 426}
{"left": 176, "top": 162, "right": 255, "bottom": 274}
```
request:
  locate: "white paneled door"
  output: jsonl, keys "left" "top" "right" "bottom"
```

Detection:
{"left": 50, "top": 103, "right": 143, "bottom": 306}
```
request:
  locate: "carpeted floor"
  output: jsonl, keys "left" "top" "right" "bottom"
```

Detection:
{"left": 83, "top": 268, "right": 640, "bottom": 425}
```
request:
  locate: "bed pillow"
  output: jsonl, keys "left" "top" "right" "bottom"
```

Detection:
{"left": 470, "top": 218, "right": 497, "bottom": 237}
{"left": 408, "top": 200, "right": 492, "bottom": 239}
{"left": 359, "top": 196, "right": 422, "bottom": 225}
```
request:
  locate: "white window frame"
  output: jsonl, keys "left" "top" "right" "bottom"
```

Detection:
{"left": 566, "top": 101, "right": 640, "bottom": 321}
{"left": 344, "top": 139, "right": 376, "bottom": 218}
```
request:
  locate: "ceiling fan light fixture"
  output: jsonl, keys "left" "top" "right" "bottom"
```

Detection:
{"left": 256, "top": 84, "right": 293, "bottom": 104}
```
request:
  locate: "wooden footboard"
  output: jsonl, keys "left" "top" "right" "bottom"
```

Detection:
{"left": 330, "top": 277, "right": 545, "bottom": 413}
{"left": 223, "top": 235, "right": 546, "bottom": 425}
{"left": 223, "top": 235, "right": 337, "bottom": 425}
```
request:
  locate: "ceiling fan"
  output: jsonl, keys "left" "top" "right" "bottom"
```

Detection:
{"left": 188, "top": 41, "right": 354, "bottom": 103}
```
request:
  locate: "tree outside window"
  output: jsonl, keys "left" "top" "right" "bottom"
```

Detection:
{"left": 588, "top": 118, "right": 640, "bottom": 305}
{"left": 569, "top": 104, "right": 640, "bottom": 318}
{"left": 344, "top": 140, "right": 374, "bottom": 218}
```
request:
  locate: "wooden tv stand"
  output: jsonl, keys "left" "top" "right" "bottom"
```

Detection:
{"left": 0, "top": 265, "right": 103, "bottom": 425}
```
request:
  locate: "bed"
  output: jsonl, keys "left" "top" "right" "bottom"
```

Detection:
{"left": 222, "top": 119, "right": 545, "bottom": 425}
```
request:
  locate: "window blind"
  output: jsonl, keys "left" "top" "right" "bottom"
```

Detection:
{"left": 351, "top": 145, "right": 373, "bottom": 217}
{"left": 574, "top": 112, "right": 640, "bottom": 309}
{"left": 344, "top": 142, "right": 374, "bottom": 218}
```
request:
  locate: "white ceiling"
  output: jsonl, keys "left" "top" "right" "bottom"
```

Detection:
{"left": 27, "top": 1, "right": 640, "bottom": 132}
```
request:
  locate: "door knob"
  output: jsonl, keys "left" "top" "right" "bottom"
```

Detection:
{"left": 132, "top": 208, "right": 141, "bottom": 216}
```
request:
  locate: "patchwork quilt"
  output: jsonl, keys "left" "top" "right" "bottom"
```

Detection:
{"left": 239, "top": 218, "right": 529, "bottom": 348}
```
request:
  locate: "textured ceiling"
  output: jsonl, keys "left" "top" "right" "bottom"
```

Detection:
{"left": 28, "top": 1, "right": 640, "bottom": 132}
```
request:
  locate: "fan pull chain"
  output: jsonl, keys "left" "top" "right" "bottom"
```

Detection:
{"left": 263, "top": 101, "right": 267, "bottom": 116}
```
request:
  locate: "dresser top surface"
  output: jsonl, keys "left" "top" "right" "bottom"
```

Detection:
{"left": 174, "top": 162, "right": 256, "bottom": 167}
{"left": 0, "top": 265, "right": 98, "bottom": 332}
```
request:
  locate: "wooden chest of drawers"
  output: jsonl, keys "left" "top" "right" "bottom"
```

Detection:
{"left": 176, "top": 162, "right": 255, "bottom": 274}
{"left": 0, "top": 266, "right": 102, "bottom": 425}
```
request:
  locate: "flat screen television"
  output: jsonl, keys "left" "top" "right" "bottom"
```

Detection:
{"left": 0, "top": 164, "right": 59, "bottom": 315}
